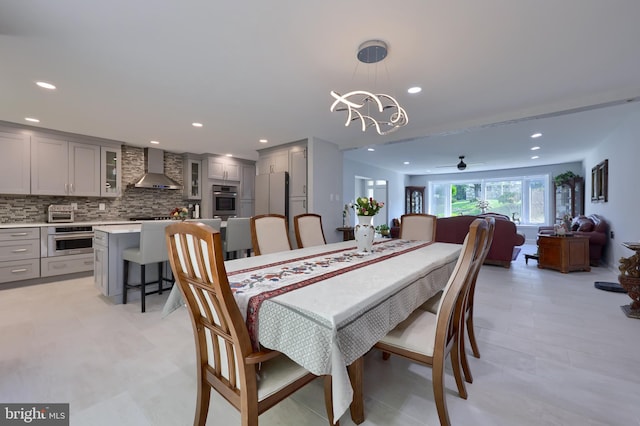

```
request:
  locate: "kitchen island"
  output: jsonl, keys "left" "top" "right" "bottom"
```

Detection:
{"left": 92, "top": 220, "right": 226, "bottom": 302}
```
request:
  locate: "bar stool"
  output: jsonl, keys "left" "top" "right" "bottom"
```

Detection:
{"left": 122, "top": 221, "right": 173, "bottom": 313}
{"left": 224, "top": 217, "right": 252, "bottom": 259}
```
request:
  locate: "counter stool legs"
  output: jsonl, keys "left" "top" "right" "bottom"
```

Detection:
{"left": 122, "top": 260, "right": 165, "bottom": 313}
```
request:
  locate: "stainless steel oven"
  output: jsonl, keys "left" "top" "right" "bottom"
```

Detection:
{"left": 41, "top": 225, "right": 94, "bottom": 257}
{"left": 212, "top": 184, "right": 238, "bottom": 220}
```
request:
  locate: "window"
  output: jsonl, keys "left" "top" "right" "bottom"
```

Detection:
{"left": 428, "top": 175, "right": 547, "bottom": 225}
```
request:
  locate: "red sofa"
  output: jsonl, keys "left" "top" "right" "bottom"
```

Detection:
{"left": 435, "top": 214, "right": 525, "bottom": 268}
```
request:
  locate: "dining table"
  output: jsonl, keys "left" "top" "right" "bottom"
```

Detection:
{"left": 163, "top": 238, "right": 462, "bottom": 423}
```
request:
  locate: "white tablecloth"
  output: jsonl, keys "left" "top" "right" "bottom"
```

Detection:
{"left": 164, "top": 239, "right": 461, "bottom": 421}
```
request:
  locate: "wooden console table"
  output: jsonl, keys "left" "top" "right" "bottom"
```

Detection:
{"left": 538, "top": 235, "right": 591, "bottom": 273}
{"left": 336, "top": 227, "right": 355, "bottom": 241}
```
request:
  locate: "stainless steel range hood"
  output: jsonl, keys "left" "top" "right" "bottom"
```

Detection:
{"left": 133, "top": 148, "right": 182, "bottom": 190}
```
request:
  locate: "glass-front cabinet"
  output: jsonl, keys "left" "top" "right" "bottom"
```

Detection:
{"left": 405, "top": 186, "right": 425, "bottom": 214}
{"left": 554, "top": 176, "right": 584, "bottom": 222}
{"left": 183, "top": 157, "right": 202, "bottom": 200}
{"left": 100, "top": 146, "right": 121, "bottom": 197}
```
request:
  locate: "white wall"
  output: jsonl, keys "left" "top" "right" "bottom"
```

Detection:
{"left": 343, "top": 158, "right": 408, "bottom": 227}
{"left": 584, "top": 105, "right": 640, "bottom": 267}
{"left": 308, "top": 137, "right": 343, "bottom": 243}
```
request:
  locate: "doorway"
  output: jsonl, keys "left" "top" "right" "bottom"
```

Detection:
{"left": 354, "top": 177, "right": 388, "bottom": 228}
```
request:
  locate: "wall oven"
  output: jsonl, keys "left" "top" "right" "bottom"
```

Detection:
{"left": 41, "top": 225, "right": 94, "bottom": 257}
{"left": 212, "top": 184, "right": 238, "bottom": 220}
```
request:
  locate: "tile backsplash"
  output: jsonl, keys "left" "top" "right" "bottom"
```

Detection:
{"left": 0, "top": 146, "right": 189, "bottom": 223}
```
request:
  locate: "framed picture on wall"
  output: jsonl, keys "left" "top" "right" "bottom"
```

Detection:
{"left": 591, "top": 159, "right": 608, "bottom": 202}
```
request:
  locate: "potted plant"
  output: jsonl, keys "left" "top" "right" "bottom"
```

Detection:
{"left": 554, "top": 171, "right": 578, "bottom": 187}
{"left": 376, "top": 224, "right": 390, "bottom": 236}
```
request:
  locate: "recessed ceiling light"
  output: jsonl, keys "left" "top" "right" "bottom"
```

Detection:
{"left": 25, "top": 117, "right": 40, "bottom": 123}
{"left": 531, "top": 155, "right": 539, "bottom": 159}
{"left": 36, "top": 81, "right": 56, "bottom": 90}
{"left": 407, "top": 87, "right": 422, "bottom": 94}
{"left": 531, "top": 146, "right": 540, "bottom": 150}
{"left": 226, "top": 154, "right": 233, "bottom": 157}
{"left": 259, "top": 139, "right": 268, "bottom": 143}
{"left": 367, "top": 148, "right": 375, "bottom": 152}
{"left": 150, "top": 140, "right": 160, "bottom": 145}
{"left": 530, "top": 133, "right": 542, "bottom": 138}
{"left": 403, "top": 161, "right": 410, "bottom": 165}
{"left": 192, "top": 122, "right": 203, "bottom": 127}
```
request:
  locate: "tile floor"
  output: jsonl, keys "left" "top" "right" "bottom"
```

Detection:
{"left": 1, "top": 245, "right": 638, "bottom": 426}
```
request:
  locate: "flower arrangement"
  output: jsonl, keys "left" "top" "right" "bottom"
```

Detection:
{"left": 350, "top": 197, "right": 384, "bottom": 216}
{"left": 170, "top": 206, "right": 189, "bottom": 220}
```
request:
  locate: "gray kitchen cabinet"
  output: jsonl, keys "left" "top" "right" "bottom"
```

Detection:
{"left": 208, "top": 156, "right": 240, "bottom": 181}
{"left": 101, "top": 146, "right": 122, "bottom": 197}
{"left": 93, "top": 229, "right": 141, "bottom": 298}
{"left": 93, "top": 230, "right": 108, "bottom": 295}
{"left": 41, "top": 253, "right": 94, "bottom": 277}
{"left": 289, "top": 147, "right": 307, "bottom": 198}
{"left": 183, "top": 156, "right": 202, "bottom": 200}
{"left": 240, "top": 163, "right": 256, "bottom": 201}
{"left": 257, "top": 150, "right": 288, "bottom": 175}
{"left": 0, "top": 228, "right": 40, "bottom": 283}
{"left": 239, "top": 199, "right": 254, "bottom": 218}
{"left": 0, "top": 131, "right": 31, "bottom": 195}
{"left": 31, "top": 137, "right": 101, "bottom": 196}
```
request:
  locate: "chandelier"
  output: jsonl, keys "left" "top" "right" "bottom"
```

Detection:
{"left": 330, "top": 40, "right": 408, "bottom": 136}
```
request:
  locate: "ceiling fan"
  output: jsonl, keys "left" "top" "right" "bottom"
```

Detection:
{"left": 435, "top": 156, "right": 484, "bottom": 171}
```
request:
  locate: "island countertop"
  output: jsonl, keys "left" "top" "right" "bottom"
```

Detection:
{"left": 93, "top": 223, "right": 143, "bottom": 234}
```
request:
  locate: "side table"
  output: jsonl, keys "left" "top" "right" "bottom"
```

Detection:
{"left": 538, "top": 235, "right": 591, "bottom": 273}
{"left": 336, "top": 227, "right": 355, "bottom": 241}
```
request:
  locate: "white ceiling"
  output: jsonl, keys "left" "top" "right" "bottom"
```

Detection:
{"left": 2, "top": 1, "right": 640, "bottom": 174}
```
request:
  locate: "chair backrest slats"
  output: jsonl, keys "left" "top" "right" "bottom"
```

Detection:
{"left": 433, "top": 219, "right": 489, "bottom": 354}
{"left": 166, "top": 222, "right": 253, "bottom": 395}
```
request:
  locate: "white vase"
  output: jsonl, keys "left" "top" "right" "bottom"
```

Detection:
{"left": 355, "top": 215, "right": 375, "bottom": 254}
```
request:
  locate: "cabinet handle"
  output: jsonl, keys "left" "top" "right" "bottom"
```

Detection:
{"left": 84, "top": 260, "right": 93, "bottom": 265}
{"left": 11, "top": 268, "right": 28, "bottom": 273}
{"left": 303, "top": 184, "right": 306, "bottom": 194}
{"left": 65, "top": 183, "right": 69, "bottom": 193}
{"left": 12, "top": 248, "right": 28, "bottom": 253}
{"left": 10, "top": 233, "right": 28, "bottom": 237}
{"left": 303, "top": 200, "right": 306, "bottom": 209}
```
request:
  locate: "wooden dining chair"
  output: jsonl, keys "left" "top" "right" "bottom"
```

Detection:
{"left": 165, "top": 222, "right": 336, "bottom": 426}
{"left": 294, "top": 213, "right": 327, "bottom": 248}
{"left": 250, "top": 214, "right": 292, "bottom": 255}
{"left": 419, "top": 216, "right": 496, "bottom": 384}
{"left": 373, "top": 218, "right": 489, "bottom": 426}
{"left": 399, "top": 213, "right": 437, "bottom": 242}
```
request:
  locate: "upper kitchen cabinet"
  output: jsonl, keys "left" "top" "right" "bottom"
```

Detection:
{"left": 208, "top": 156, "right": 240, "bottom": 181}
{"left": 183, "top": 155, "right": 202, "bottom": 200}
{"left": 0, "top": 131, "right": 31, "bottom": 195}
{"left": 31, "top": 137, "right": 101, "bottom": 196}
{"left": 101, "top": 146, "right": 122, "bottom": 197}
{"left": 257, "top": 150, "right": 288, "bottom": 175}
